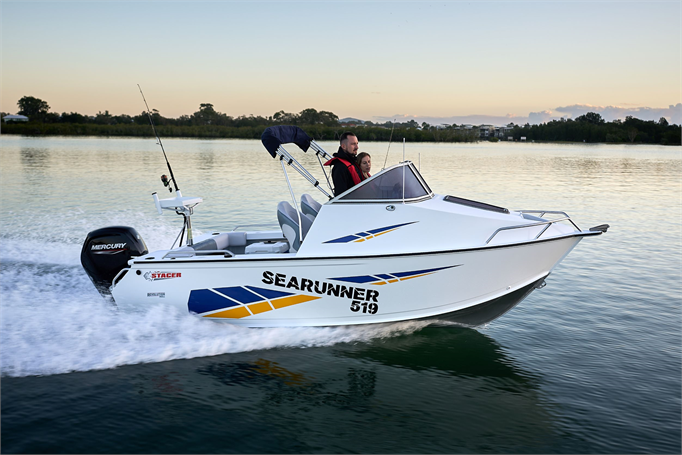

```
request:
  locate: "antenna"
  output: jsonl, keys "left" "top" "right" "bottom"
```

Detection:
{"left": 137, "top": 84, "right": 180, "bottom": 193}
{"left": 382, "top": 119, "right": 396, "bottom": 170}
{"left": 402, "top": 138, "right": 406, "bottom": 202}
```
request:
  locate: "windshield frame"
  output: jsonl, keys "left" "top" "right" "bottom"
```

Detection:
{"left": 328, "top": 161, "right": 434, "bottom": 204}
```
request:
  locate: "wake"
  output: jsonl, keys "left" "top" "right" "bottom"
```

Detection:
{"left": 1, "top": 222, "right": 427, "bottom": 378}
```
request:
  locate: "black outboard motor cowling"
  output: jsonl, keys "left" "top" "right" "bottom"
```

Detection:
{"left": 81, "top": 226, "right": 148, "bottom": 296}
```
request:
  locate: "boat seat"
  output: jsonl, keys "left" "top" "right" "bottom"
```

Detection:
{"left": 277, "top": 201, "right": 313, "bottom": 253}
{"left": 301, "top": 194, "right": 322, "bottom": 219}
{"left": 190, "top": 231, "right": 246, "bottom": 251}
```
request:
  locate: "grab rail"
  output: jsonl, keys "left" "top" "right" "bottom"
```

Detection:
{"left": 517, "top": 210, "right": 581, "bottom": 231}
{"left": 516, "top": 210, "right": 575, "bottom": 221}
{"left": 485, "top": 212, "right": 581, "bottom": 245}
{"left": 231, "top": 223, "right": 279, "bottom": 232}
{"left": 163, "top": 250, "right": 234, "bottom": 259}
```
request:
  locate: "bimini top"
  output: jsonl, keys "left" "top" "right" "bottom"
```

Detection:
{"left": 261, "top": 126, "right": 312, "bottom": 158}
{"left": 259, "top": 125, "right": 433, "bottom": 204}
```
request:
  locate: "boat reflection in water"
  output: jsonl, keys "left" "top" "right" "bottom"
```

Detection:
{"left": 125, "top": 327, "right": 558, "bottom": 453}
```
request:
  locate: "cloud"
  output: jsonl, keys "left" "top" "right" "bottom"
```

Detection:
{"left": 372, "top": 113, "right": 528, "bottom": 126}
{"left": 365, "top": 103, "right": 681, "bottom": 127}
{"left": 670, "top": 104, "right": 682, "bottom": 125}
{"left": 528, "top": 110, "right": 554, "bottom": 124}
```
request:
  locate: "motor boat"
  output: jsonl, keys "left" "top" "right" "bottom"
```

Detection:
{"left": 81, "top": 126, "right": 608, "bottom": 327}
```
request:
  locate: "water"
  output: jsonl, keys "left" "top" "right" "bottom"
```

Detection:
{"left": 1, "top": 136, "right": 680, "bottom": 453}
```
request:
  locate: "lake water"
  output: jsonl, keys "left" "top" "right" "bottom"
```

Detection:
{"left": 1, "top": 135, "right": 680, "bottom": 453}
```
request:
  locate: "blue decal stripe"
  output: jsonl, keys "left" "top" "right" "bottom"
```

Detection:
{"left": 324, "top": 222, "right": 418, "bottom": 244}
{"left": 330, "top": 265, "right": 460, "bottom": 284}
{"left": 189, "top": 285, "right": 320, "bottom": 317}
{"left": 189, "top": 289, "right": 240, "bottom": 314}
{"left": 245, "top": 286, "right": 293, "bottom": 299}
{"left": 391, "top": 266, "right": 456, "bottom": 278}
{"left": 324, "top": 235, "right": 363, "bottom": 244}
{"left": 327, "top": 275, "right": 377, "bottom": 284}
{"left": 366, "top": 222, "right": 416, "bottom": 235}
{"left": 214, "top": 286, "right": 263, "bottom": 304}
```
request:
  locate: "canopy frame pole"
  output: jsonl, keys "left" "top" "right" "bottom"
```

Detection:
{"left": 316, "top": 153, "right": 333, "bottom": 193}
{"left": 309, "top": 141, "right": 334, "bottom": 193}
{"left": 309, "top": 141, "right": 334, "bottom": 160}
{"left": 277, "top": 145, "right": 318, "bottom": 183}
{"left": 276, "top": 145, "right": 332, "bottom": 199}
{"left": 280, "top": 158, "right": 304, "bottom": 246}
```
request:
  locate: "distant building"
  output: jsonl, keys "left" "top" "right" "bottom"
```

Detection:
{"left": 479, "top": 125, "right": 495, "bottom": 138}
{"left": 494, "top": 126, "right": 514, "bottom": 138}
{"left": 3, "top": 114, "right": 29, "bottom": 123}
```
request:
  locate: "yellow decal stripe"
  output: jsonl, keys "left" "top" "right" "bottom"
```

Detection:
{"left": 352, "top": 228, "right": 400, "bottom": 243}
{"left": 372, "top": 228, "right": 400, "bottom": 238}
{"left": 202, "top": 295, "right": 321, "bottom": 318}
{"left": 206, "top": 306, "right": 251, "bottom": 319}
{"left": 271, "top": 294, "right": 321, "bottom": 309}
{"left": 370, "top": 271, "right": 438, "bottom": 285}
{"left": 248, "top": 301, "right": 273, "bottom": 315}
{"left": 397, "top": 272, "right": 436, "bottom": 282}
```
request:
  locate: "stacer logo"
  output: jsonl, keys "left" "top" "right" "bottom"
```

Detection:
{"left": 144, "top": 271, "right": 182, "bottom": 282}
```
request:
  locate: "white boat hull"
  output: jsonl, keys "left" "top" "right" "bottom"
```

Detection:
{"left": 111, "top": 234, "right": 584, "bottom": 327}
{"left": 82, "top": 128, "right": 608, "bottom": 328}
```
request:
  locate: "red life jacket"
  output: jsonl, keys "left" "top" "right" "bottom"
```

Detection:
{"left": 324, "top": 157, "right": 362, "bottom": 185}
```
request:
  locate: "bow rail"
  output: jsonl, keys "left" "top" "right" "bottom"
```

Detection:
{"left": 485, "top": 211, "right": 582, "bottom": 245}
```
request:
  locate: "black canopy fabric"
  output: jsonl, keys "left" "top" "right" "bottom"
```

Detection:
{"left": 261, "top": 126, "right": 312, "bottom": 158}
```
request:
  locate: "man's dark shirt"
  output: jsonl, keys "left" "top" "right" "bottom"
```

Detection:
{"left": 330, "top": 147, "right": 358, "bottom": 196}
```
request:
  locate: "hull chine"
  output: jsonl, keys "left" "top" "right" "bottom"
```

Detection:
{"left": 424, "top": 276, "right": 548, "bottom": 327}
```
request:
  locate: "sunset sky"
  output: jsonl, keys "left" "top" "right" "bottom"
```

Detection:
{"left": 2, "top": 1, "right": 680, "bottom": 125}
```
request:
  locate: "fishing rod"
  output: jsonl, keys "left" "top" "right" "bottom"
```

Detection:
{"left": 137, "top": 84, "right": 179, "bottom": 193}
{"left": 138, "top": 85, "right": 199, "bottom": 247}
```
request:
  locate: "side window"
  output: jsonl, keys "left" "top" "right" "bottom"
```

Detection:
{"left": 340, "top": 165, "right": 428, "bottom": 200}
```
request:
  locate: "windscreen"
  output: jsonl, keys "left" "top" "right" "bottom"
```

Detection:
{"left": 340, "top": 165, "right": 429, "bottom": 200}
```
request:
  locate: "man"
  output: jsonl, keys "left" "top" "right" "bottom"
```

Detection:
{"left": 325, "top": 132, "right": 362, "bottom": 196}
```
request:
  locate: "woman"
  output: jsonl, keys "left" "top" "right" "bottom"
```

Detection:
{"left": 356, "top": 152, "right": 372, "bottom": 181}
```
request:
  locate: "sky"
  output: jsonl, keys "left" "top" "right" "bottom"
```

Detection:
{"left": 2, "top": 0, "right": 680, "bottom": 125}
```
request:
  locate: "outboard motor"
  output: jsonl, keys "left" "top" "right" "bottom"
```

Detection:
{"left": 81, "top": 226, "right": 148, "bottom": 297}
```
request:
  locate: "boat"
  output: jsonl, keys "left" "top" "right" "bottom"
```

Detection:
{"left": 81, "top": 125, "right": 608, "bottom": 327}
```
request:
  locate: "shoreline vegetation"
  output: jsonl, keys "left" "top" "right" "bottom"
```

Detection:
{"left": 3, "top": 96, "right": 680, "bottom": 145}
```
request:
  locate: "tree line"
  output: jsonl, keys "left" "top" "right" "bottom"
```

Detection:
{"left": 507, "top": 112, "right": 680, "bottom": 146}
{"left": 3, "top": 95, "right": 342, "bottom": 127}
{"left": 2, "top": 95, "right": 680, "bottom": 145}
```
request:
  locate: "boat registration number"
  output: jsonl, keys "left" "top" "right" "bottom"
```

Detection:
{"left": 350, "top": 301, "right": 378, "bottom": 314}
